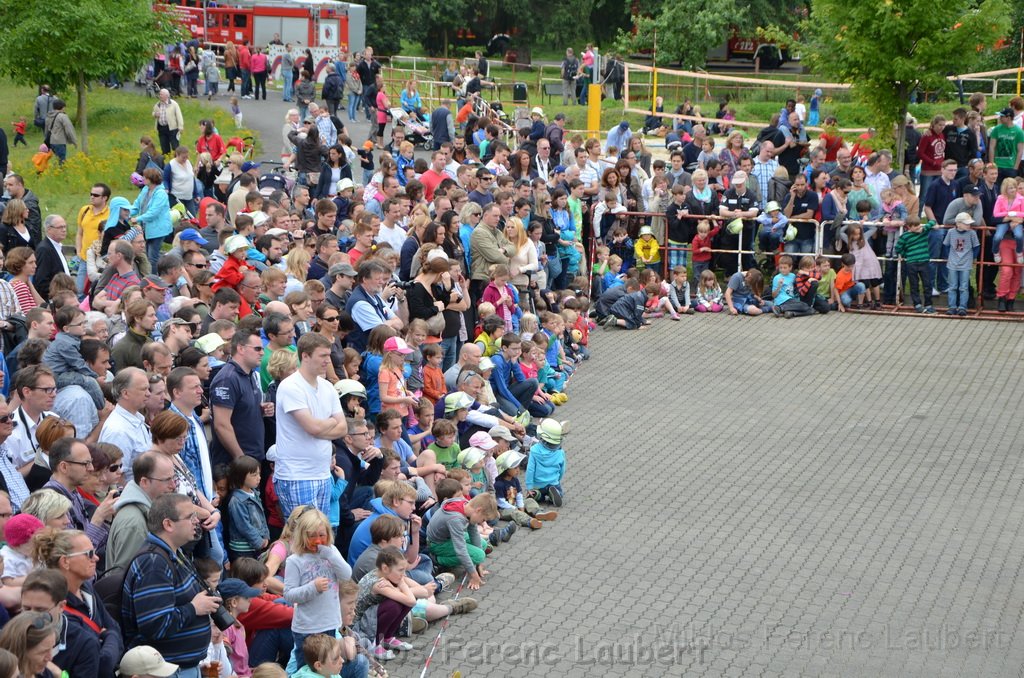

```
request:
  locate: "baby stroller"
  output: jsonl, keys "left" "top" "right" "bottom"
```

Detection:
{"left": 145, "top": 68, "right": 174, "bottom": 98}
{"left": 389, "top": 108, "right": 433, "bottom": 150}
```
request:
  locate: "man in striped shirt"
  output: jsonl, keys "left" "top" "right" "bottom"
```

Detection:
{"left": 121, "top": 493, "right": 222, "bottom": 673}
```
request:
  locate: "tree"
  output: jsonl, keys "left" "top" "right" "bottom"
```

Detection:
{"left": 803, "top": 0, "right": 1011, "bottom": 167}
{"left": 0, "top": 0, "right": 181, "bottom": 155}
{"left": 615, "top": 0, "right": 745, "bottom": 68}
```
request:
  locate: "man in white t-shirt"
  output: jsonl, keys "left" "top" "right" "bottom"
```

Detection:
{"left": 274, "top": 333, "right": 348, "bottom": 520}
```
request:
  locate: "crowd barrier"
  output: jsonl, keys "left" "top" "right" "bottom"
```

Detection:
{"left": 582, "top": 209, "right": 1023, "bottom": 321}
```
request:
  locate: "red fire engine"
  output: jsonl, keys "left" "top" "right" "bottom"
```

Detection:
{"left": 163, "top": 0, "right": 366, "bottom": 51}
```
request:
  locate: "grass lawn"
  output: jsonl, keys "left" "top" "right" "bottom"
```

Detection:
{"left": 0, "top": 80, "right": 258, "bottom": 243}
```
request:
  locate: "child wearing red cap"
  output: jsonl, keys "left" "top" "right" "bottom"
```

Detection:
{"left": 1, "top": 513, "right": 44, "bottom": 585}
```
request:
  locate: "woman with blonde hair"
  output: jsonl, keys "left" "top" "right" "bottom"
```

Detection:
{"left": 21, "top": 489, "right": 72, "bottom": 530}
{"left": 284, "top": 247, "right": 311, "bottom": 295}
{"left": 0, "top": 198, "right": 38, "bottom": 255}
{"left": 718, "top": 130, "right": 749, "bottom": 182}
{"left": 505, "top": 216, "right": 537, "bottom": 293}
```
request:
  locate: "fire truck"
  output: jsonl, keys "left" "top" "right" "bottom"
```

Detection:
{"left": 163, "top": 0, "right": 366, "bottom": 52}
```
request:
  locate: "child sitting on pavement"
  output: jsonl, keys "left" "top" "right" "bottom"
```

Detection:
{"left": 794, "top": 255, "right": 830, "bottom": 314}
{"left": 425, "top": 493, "right": 499, "bottom": 591}
{"left": 832, "top": 252, "right": 867, "bottom": 313}
{"left": 770, "top": 255, "right": 815, "bottom": 318}
{"left": 695, "top": 269, "right": 724, "bottom": 312}
{"left": 600, "top": 282, "right": 657, "bottom": 329}
{"left": 724, "top": 268, "right": 766, "bottom": 316}
{"left": 525, "top": 419, "right": 567, "bottom": 507}
{"left": 494, "top": 450, "right": 557, "bottom": 530}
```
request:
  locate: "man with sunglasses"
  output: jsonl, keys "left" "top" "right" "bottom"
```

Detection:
{"left": 76, "top": 183, "right": 111, "bottom": 291}
{"left": 210, "top": 329, "right": 269, "bottom": 468}
{"left": 107, "top": 452, "right": 177, "bottom": 571}
{"left": 43, "top": 437, "right": 116, "bottom": 556}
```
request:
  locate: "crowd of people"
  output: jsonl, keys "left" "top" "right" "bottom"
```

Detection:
{"left": 1, "top": 34, "right": 1024, "bottom": 677}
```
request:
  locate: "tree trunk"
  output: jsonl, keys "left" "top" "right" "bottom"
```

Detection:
{"left": 894, "top": 82, "right": 909, "bottom": 178}
{"left": 443, "top": 27, "right": 448, "bottom": 59}
{"left": 76, "top": 71, "right": 89, "bottom": 156}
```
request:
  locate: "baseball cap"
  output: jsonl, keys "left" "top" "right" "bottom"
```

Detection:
{"left": 618, "top": 120, "right": 630, "bottom": 130}
{"left": 954, "top": 211, "right": 974, "bottom": 225}
{"left": 383, "top": 337, "right": 413, "bottom": 354}
{"left": 444, "top": 391, "right": 473, "bottom": 414}
{"left": 118, "top": 646, "right": 178, "bottom": 677}
{"left": 488, "top": 424, "right": 516, "bottom": 443}
{"left": 478, "top": 356, "right": 495, "bottom": 371}
{"left": 162, "top": 317, "right": 194, "bottom": 333}
{"left": 141, "top": 275, "right": 168, "bottom": 291}
{"left": 553, "top": 165, "right": 566, "bottom": 174}
{"left": 178, "top": 228, "right": 208, "bottom": 245}
{"left": 963, "top": 184, "right": 981, "bottom": 196}
{"left": 329, "top": 263, "right": 357, "bottom": 278}
{"left": 468, "top": 431, "right": 497, "bottom": 450}
{"left": 999, "top": 107, "right": 1014, "bottom": 118}
{"left": 241, "top": 160, "right": 261, "bottom": 172}
{"left": 195, "top": 332, "right": 228, "bottom": 354}
{"left": 218, "top": 578, "right": 262, "bottom": 599}
{"left": 265, "top": 227, "right": 290, "bottom": 238}
{"left": 225, "top": 234, "right": 251, "bottom": 253}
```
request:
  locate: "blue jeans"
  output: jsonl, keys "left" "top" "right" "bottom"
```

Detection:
{"left": 407, "top": 553, "right": 435, "bottom": 585}
{"left": 440, "top": 335, "right": 460, "bottom": 372}
{"left": 342, "top": 653, "right": 370, "bottom": 678}
{"left": 667, "top": 240, "right": 688, "bottom": 269}
{"left": 537, "top": 484, "right": 564, "bottom": 502}
{"left": 172, "top": 668, "right": 200, "bottom": 678}
{"left": 918, "top": 175, "right": 936, "bottom": 215}
{"left": 992, "top": 222, "right": 1024, "bottom": 255}
{"left": 361, "top": 84, "right": 375, "bottom": 120}
{"left": 74, "top": 256, "right": 87, "bottom": 294}
{"left": 947, "top": 267, "right": 970, "bottom": 309}
{"left": 146, "top": 237, "right": 163, "bottom": 272}
{"left": 50, "top": 143, "right": 67, "bottom": 164}
{"left": 347, "top": 92, "right": 361, "bottom": 121}
{"left": 249, "top": 626, "right": 293, "bottom": 667}
{"left": 928, "top": 228, "right": 947, "bottom": 292}
{"left": 240, "top": 69, "right": 252, "bottom": 96}
{"left": 840, "top": 282, "right": 867, "bottom": 306}
{"left": 545, "top": 255, "right": 562, "bottom": 291}
{"left": 495, "top": 379, "right": 539, "bottom": 416}
{"left": 283, "top": 71, "right": 294, "bottom": 101}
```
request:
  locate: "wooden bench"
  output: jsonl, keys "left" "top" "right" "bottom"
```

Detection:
{"left": 542, "top": 82, "right": 564, "bottom": 105}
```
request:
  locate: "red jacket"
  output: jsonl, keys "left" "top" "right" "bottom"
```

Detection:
{"left": 237, "top": 594, "right": 293, "bottom": 649}
{"left": 196, "top": 134, "right": 227, "bottom": 163}
{"left": 212, "top": 255, "right": 253, "bottom": 317}
{"left": 917, "top": 132, "right": 946, "bottom": 173}
{"left": 690, "top": 226, "right": 721, "bottom": 263}
{"left": 238, "top": 46, "right": 252, "bottom": 71}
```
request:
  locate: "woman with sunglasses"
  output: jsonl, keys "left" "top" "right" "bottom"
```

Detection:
{"left": 0, "top": 610, "right": 59, "bottom": 678}
{"left": 76, "top": 443, "right": 123, "bottom": 511}
{"left": 33, "top": 528, "right": 123, "bottom": 677}
{"left": 311, "top": 304, "right": 347, "bottom": 383}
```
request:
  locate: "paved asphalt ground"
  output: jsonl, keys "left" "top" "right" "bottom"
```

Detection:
{"left": 224, "top": 93, "right": 1024, "bottom": 678}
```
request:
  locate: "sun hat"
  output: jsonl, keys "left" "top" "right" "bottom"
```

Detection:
{"left": 537, "top": 418, "right": 566, "bottom": 445}
{"left": 468, "top": 431, "right": 497, "bottom": 450}
{"left": 444, "top": 392, "right": 473, "bottom": 414}
{"left": 457, "top": 447, "right": 486, "bottom": 469}
{"left": 334, "top": 379, "right": 367, "bottom": 399}
{"left": 495, "top": 450, "right": 527, "bottom": 475}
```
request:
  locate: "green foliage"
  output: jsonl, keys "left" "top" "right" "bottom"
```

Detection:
{"left": 615, "top": 0, "right": 744, "bottom": 67}
{"left": 0, "top": 80, "right": 249, "bottom": 240}
{"left": 0, "top": 0, "right": 181, "bottom": 154}
{"left": 367, "top": 0, "right": 407, "bottom": 55}
{"left": 978, "top": 4, "right": 1023, "bottom": 71}
{"left": 803, "top": 0, "right": 1011, "bottom": 155}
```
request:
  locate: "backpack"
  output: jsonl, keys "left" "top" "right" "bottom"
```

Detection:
{"left": 1, "top": 314, "right": 27, "bottom": 357}
{"left": 94, "top": 541, "right": 176, "bottom": 627}
{"left": 563, "top": 59, "right": 578, "bottom": 81}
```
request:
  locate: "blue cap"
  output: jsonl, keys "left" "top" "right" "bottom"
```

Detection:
{"left": 618, "top": 121, "right": 630, "bottom": 130}
{"left": 553, "top": 165, "right": 566, "bottom": 174}
{"left": 178, "top": 228, "right": 208, "bottom": 245}
{"left": 218, "top": 578, "right": 261, "bottom": 599}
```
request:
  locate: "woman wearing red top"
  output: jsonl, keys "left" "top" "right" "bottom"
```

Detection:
{"left": 195, "top": 120, "right": 227, "bottom": 162}
{"left": 251, "top": 46, "right": 269, "bottom": 100}
{"left": 818, "top": 116, "right": 845, "bottom": 164}
{"left": 916, "top": 114, "right": 947, "bottom": 204}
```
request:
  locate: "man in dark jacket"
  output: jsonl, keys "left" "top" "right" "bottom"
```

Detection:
{"left": 333, "top": 419, "right": 384, "bottom": 558}
{"left": 320, "top": 64, "right": 344, "bottom": 117}
{"left": 121, "top": 494, "right": 221, "bottom": 672}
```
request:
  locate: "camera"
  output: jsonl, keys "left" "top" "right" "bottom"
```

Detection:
{"left": 392, "top": 279, "right": 415, "bottom": 291}
{"left": 209, "top": 587, "right": 236, "bottom": 631}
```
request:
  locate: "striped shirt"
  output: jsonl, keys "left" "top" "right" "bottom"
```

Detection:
{"left": 894, "top": 223, "right": 933, "bottom": 263}
{"left": 103, "top": 270, "right": 141, "bottom": 302}
{"left": 122, "top": 534, "right": 210, "bottom": 667}
{"left": 11, "top": 279, "right": 37, "bottom": 312}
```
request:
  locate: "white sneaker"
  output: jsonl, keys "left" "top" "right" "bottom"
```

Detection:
{"left": 932, "top": 288, "right": 942, "bottom": 297}
{"left": 382, "top": 637, "right": 414, "bottom": 651}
